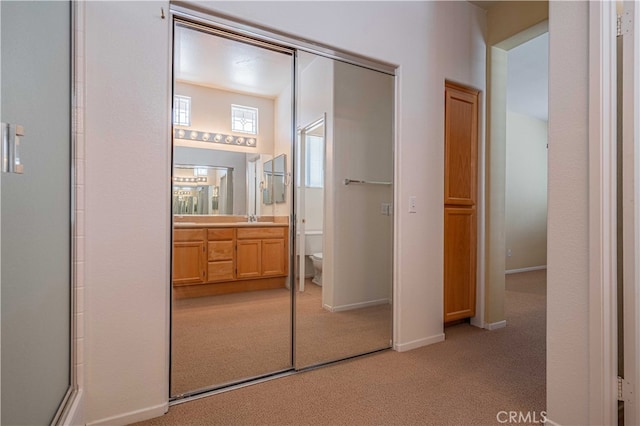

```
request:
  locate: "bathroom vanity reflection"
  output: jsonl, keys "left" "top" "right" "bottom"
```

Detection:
{"left": 172, "top": 220, "right": 289, "bottom": 296}
{"left": 173, "top": 147, "right": 286, "bottom": 216}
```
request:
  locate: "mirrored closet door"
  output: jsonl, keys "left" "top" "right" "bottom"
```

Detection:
{"left": 294, "top": 51, "right": 394, "bottom": 369}
{"left": 170, "top": 20, "right": 294, "bottom": 397}
{"left": 170, "top": 10, "right": 394, "bottom": 399}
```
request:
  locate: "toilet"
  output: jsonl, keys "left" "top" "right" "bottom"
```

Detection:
{"left": 305, "top": 231, "right": 323, "bottom": 286}
{"left": 310, "top": 253, "right": 323, "bottom": 286}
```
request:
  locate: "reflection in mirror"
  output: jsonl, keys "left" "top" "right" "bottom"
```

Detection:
{"left": 263, "top": 158, "right": 273, "bottom": 205}
{"left": 295, "top": 52, "right": 394, "bottom": 369}
{"left": 173, "top": 165, "right": 233, "bottom": 215}
{"left": 171, "top": 21, "right": 293, "bottom": 398}
{"left": 173, "top": 146, "right": 273, "bottom": 217}
{"left": 273, "top": 154, "right": 286, "bottom": 203}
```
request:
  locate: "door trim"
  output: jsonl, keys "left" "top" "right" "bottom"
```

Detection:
{"left": 621, "top": 1, "right": 640, "bottom": 424}
{"left": 587, "top": 1, "right": 619, "bottom": 424}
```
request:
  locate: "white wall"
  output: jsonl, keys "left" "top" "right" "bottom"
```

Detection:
{"left": 81, "top": 1, "right": 486, "bottom": 423}
{"left": 84, "top": 2, "right": 170, "bottom": 424}
{"left": 174, "top": 82, "right": 275, "bottom": 154}
{"left": 505, "top": 111, "right": 548, "bottom": 271}
{"left": 546, "top": 1, "right": 590, "bottom": 423}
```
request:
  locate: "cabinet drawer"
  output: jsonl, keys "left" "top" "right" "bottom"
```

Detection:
{"left": 208, "top": 261, "right": 234, "bottom": 282}
{"left": 207, "top": 228, "right": 234, "bottom": 240}
{"left": 237, "top": 227, "right": 286, "bottom": 240}
{"left": 208, "top": 241, "right": 234, "bottom": 261}
{"left": 174, "top": 228, "right": 205, "bottom": 242}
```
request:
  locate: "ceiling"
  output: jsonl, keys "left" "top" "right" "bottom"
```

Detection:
{"left": 507, "top": 32, "right": 549, "bottom": 121}
{"left": 176, "top": 15, "right": 547, "bottom": 121}
{"left": 174, "top": 26, "right": 296, "bottom": 98}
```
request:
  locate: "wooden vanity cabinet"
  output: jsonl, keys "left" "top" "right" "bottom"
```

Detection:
{"left": 173, "top": 228, "right": 206, "bottom": 286}
{"left": 207, "top": 228, "right": 235, "bottom": 282}
{"left": 237, "top": 227, "right": 288, "bottom": 278}
{"left": 173, "top": 224, "right": 288, "bottom": 296}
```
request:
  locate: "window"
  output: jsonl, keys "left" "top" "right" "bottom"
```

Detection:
{"left": 231, "top": 104, "right": 258, "bottom": 135}
{"left": 305, "top": 135, "right": 324, "bottom": 188}
{"left": 174, "top": 95, "right": 191, "bottom": 126}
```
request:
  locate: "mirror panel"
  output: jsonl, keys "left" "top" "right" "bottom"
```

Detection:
{"left": 295, "top": 52, "right": 394, "bottom": 368}
{"left": 171, "top": 21, "right": 293, "bottom": 397}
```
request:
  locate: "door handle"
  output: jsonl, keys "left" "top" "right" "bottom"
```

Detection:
{"left": 1, "top": 122, "right": 24, "bottom": 174}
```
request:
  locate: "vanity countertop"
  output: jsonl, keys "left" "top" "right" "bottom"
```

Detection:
{"left": 174, "top": 222, "right": 287, "bottom": 229}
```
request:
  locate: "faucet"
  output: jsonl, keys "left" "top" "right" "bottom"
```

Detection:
{"left": 248, "top": 214, "right": 257, "bottom": 223}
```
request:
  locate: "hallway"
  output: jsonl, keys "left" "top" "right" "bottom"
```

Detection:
{"left": 136, "top": 271, "right": 545, "bottom": 425}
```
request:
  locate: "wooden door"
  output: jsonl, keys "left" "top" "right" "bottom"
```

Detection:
{"left": 444, "top": 207, "right": 477, "bottom": 322}
{"left": 443, "top": 81, "right": 479, "bottom": 322}
{"left": 444, "top": 83, "right": 478, "bottom": 206}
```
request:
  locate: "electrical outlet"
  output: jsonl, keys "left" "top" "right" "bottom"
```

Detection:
{"left": 409, "top": 196, "right": 417, "bottom": 213}
{"left": 507, "top": 249, "right": 512, "bottom": 257}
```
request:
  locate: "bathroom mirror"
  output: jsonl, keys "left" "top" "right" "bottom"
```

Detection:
{"left": 173, "top": 165, "right": 233, "bottom": 215}
{"left": 262, "top": 154, "right": 286, "bottom": 205}
{"left": 273, "top": 154, "right": 286, "bottom": 203}
{"left": 263, "top": 158, "right": 273, "bottom": 205}
{"left": 173, "top": 146, "right": 271, "bottom": 217}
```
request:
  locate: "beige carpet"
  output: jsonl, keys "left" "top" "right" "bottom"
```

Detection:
{"left": 172, "top": 279, "right": 392, "bottom": 396}
{"left": 146, "top": 270, "right": 545, "bottom": 425}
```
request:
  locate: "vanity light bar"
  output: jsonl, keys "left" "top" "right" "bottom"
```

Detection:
{"left": 174, "top": 176, "right": 208, "bottom": 183}
{"left": 174, "top": 128, "right": 257, "bottom": 147}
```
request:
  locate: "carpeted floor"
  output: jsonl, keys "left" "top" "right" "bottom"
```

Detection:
{"left": 143, "top": 270, "right": 545, "bottom": 425}
{"left": 172, "top": 278, "right": 392, "bottom": 395}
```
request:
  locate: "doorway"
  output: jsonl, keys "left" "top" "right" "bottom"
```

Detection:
{"left": 169, "top": 12, "right": 395, "bottom": 400}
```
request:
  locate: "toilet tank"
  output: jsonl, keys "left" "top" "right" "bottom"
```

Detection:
{"left": 304, "top": 231, "right": 323, "bottom": 255}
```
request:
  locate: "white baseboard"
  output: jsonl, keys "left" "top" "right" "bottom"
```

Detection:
{"left": 60, "top": 389, "right": 84, "bottom": 426}
{"left": 324, "top": 298, "right": 390, "bottom": 313}
{"left": 470, "top": 316, "right": 484, "bottom": 328}
{"left": 485, "top": 320, "right": 507, "bottom": 330}
{"left": 505, "top": 265, "right": 547, "bottom": 274}
{"left": 87, "top": 402, "right": 168, "bottom": 426}
{"left": 394, "top": 333, "right": 445, "bottom": 352}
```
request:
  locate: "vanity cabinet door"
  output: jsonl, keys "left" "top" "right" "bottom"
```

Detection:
{"left": 173, "top": 241, "right": 206, "bottom": 285}
{"left": 236, "top": 239, "right": 262, "bottom": 279}
{"left": 261, "top": 239, "right": 286, "bottom": 276}
{"left": 173, "top": 228, "right": 206, "bottom": 285}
